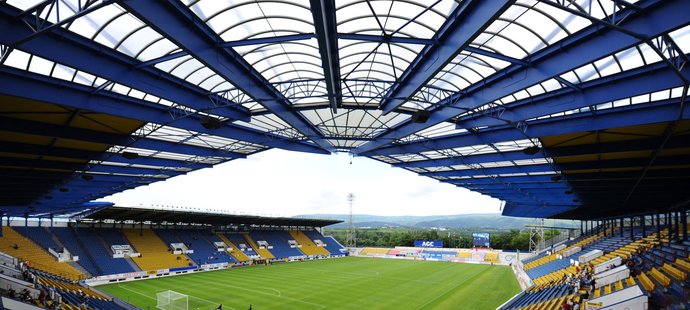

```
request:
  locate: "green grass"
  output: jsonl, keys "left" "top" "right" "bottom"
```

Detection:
{"left": 98, "top": 257, "right": 520, "bottom": 310}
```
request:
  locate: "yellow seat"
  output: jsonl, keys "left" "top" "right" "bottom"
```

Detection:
{"left": 123, "top": 229, "right": 190, "bottom": 271}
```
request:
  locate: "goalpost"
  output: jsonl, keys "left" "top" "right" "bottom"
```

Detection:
{"left": 156, "top": 290, "right": 188, "bottom": 310}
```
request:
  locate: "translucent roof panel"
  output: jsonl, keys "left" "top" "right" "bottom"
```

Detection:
{"left": 184, "top": 0, "right": 314, "bottom": 42}
{"left": 300, "top": 108, "right": 408, "bottom": 139}
{"left": 154, "top": 55, "right": 238, "bottom": 93}
{"left": 425, "top": 51, "right": 512, "bottom": 95}
{"left": 339, "top": 40, "right": 423, "bottom": 82}
{"left": 336, "top": 0, "right": 459, "bottom": 39}
{"left": 234, "top": 39, "right": 325, "bottom": 84}
{"left": 233, "top": 114, "right": 308, "bottom": 140}
{"left": 396, "top": 122, "right": 467, "bottom": 144}
{"left": 471, "top": 1, "right": 590, "bottom": 59}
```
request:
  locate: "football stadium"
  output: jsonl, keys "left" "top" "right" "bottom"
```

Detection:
{"left": 0, "top": 0, "right": 689, "bottom": 309}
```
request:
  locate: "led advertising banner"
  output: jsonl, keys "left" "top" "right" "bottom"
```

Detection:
{"left": 414, "top": 240, "right": 443, "bottom": 248}
{"left": 472, "top": 233, "right": 490, "bottom": 247}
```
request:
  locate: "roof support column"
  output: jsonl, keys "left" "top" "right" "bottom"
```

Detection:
{"left": 620, "top": 218, "right": 624, "bottom": 238}
{"left": 641, "top": 215, "right": 646, "bottom": 238}
{"left": 629, "top": 217, "right": 634, "bottom": 241}
{"left": 656, "top": 213, "right": 661, "bottom": 236}
{"left": 680, "top": 209, "right": 688, "bottom": 241}
{"left": 675, "top": 211, "right": 681, "bottom": 241}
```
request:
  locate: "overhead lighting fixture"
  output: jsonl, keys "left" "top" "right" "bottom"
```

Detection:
{"left": 410, "top": 110, "right": 431, "bottom": 123}
{"left": 523, "top": 146, "right": 540, "bottom": 155}
{"left": 122, "top": 151, "right": 139, "bottom": 160}
{"left": 200, "top": 116, "right": 224, "bottom": 129}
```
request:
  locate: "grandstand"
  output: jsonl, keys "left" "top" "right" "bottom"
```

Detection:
{"left": 0, "top": 0, "right": 689, "bottom": 309}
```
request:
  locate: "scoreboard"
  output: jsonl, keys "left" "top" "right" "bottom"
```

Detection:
{"left": 472, "top": 232, "right": 490, "bottom": 248}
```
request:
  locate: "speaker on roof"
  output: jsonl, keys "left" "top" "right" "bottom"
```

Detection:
{"left": 122, "top": 152, "right": 139, "bottom": 160}
{"left": 81, "top": 174, "right": 94, "bottom": 181}
{"left": 200, "top": 116, "right": 224, "bottom": 129}
{"left": 59, "top": 187, "right": 69, "bottom": 192}
{"left": 410, "top": 110, "right": 431, "bottom": 123}
{"left": 523, "top": 146, "right": 540, "bottom": 155}
{"left": 551, "top": 175, "right": 562, "bottom": 182}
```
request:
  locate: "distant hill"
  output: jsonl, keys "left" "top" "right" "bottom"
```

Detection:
{"left": 296, "top": 213, "right": 579, "bottom": 230}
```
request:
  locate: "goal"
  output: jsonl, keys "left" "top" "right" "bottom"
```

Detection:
{"left": 156, "top": 290, "right": 188, "bottom": 310}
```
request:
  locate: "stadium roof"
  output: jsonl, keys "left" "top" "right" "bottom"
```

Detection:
{"left": 78, "top": 206, "right": 342, "bottom": 227}
{"left": 0, "top": 0, "right": 689, "bottom": 220}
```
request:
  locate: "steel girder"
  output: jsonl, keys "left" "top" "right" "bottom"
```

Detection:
{"left": 0, "top": 115, "right": 245, "bottom": 159}
{"left": 0, "top": 141, "right": 212, "bottom": 169}
{"left": 458, "top": 61, "right": 690, "bottom": 128}
{"left": 0, "top": 66, "right": 328, "bottom": 155}
{"left": 118, "top": 0, "right": 335, "bottom": 152}
{"left": 0, "top": 4, "right": 250, "bottom": 121}
{"left": 310, "top": 0, "right": 341, "bottom": 113}
{"left": 362, "top": 98, "right": 690, "bottom": 157}
{"left": 379, "top": 0, "right": 515, "bottom": 114}
{"left": 355, "top": 0, "right": 690, "bottom": 154}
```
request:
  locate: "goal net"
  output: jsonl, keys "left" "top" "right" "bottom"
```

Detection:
{"left": 156, "top": 290, "right": 188, "bottom": 310}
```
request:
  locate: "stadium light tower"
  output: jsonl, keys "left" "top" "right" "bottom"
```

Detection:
{"left": 346, "top": 193, "right": 356, "bottom": 248}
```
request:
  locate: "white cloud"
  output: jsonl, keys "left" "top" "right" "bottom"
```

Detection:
{"left": 101, "top": 149, "right": 502, "bottom": 216}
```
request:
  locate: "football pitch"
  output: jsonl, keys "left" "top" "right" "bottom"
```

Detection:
{"left": 98, "top": 257, "right": 520, "bottom": 310}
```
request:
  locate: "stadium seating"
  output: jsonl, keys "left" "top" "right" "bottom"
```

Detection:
{"left": 173, "top": 229, "right": 236, "bottom": 265}
{"left": 303, "top": 230, "right": 346, "bottom": 255}
{"left": 216, "top": 234, "right": 251, "bottom": 262}
{"left": 14, "top": 226, "right": 62, "bottom": 252}
{"left": 508, "top": 226, "right": 690, "bottom": 310}
{"left": 39, "top": 275, "right": 121, "bottom": 310}
{"left": 52, "top": 227, "right": 101, "bottom": 276}
{"left": 73, "top": 227, "right": 136, "bottom": 275}
{"left": 0, "top": 227, "right": 85, "bottom": 281}
{"left": 240, "top": 233, "right": 275, "bottom": 259}
{"left": 290, "top": 230, "right": 330, "bottom": 256}
{"left": 122, "top": 228, "right": 190, "bottom": 271}
{"left": 251, "top": 230, "right": 304, "bottom": 259}
{"left": 360, "top": 248, "right": 391, "bottom": 255}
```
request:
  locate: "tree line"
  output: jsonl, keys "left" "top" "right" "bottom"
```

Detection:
{"left": 325, "top": 228, "right": 561, "bottom": 251}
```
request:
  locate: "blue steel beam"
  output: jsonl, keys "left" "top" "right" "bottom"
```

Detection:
{"left": 357, "top": 0, "right": 690, "bottom": 154}
{"left": 0, "top": 141, "right": 212, "bottom": 170}
{"left": 0, "top": 66, "right": 328, "bottom": 154}
{"left": 379, "top": 0, "right": 514, "bottom": 114}
{"left": 118, "top": 0, "right": 335, "bottom": 152}
{"left": 459, "top": 62, "right": 690, "bottom": 128}
{"left": 446, "top": 175, "right": 559, "bottom": 184}
{"left": 362, "top": 98, "right": 690, "bottom": 156}
{"left": 394, "top": 134, "right": 690, "bottom": 169}
{"left": 0, "top": 114, "right": 246, "bottom": 159}
{"left": 502, "top": 203, "right": 576, "bottom": 218}
{"left": 424, "top": 154, "right": 690, "bottom": 178}
{"left": 336, "top": 33, "right": 528, "bottom": 65}
{"left": 0, "top": 4, "right": 250, "bottom": 121}
{"left": 337, "top": 33, "right": 434, "bottom": 45}
{"left": 422, "top": 164, "right": 553, "bottom": 178}
{"left": 0, "top": 157, "right": 186, "bottom": 176}
{"left": 310, "top": 0, "right": 340, "bottom": 112}
{"left": 220, "top": 33, "right": 316, "bottom": 48}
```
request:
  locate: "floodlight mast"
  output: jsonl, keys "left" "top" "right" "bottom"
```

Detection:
{"left": 346, "top": 193, "right": 356, "bottom": 249}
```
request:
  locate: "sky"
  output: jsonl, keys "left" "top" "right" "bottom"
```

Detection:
{"left": 102, "top": 149, "right": 503, "bottom": 217}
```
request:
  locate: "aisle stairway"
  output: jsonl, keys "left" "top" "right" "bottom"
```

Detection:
{"left": 243, "top": 233, "right": 275, "bottom": 259}
{"left": 0, "top": 227, "right": 85, "bottom": 281}
{"left": 217, "top": 234, "right": 251, "bottom": 262}
{"left": 122, "top": 228, "right": 190, "bottom": 271}
{"left": 290, "top": 230, "right": 330, "bottom": 256}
